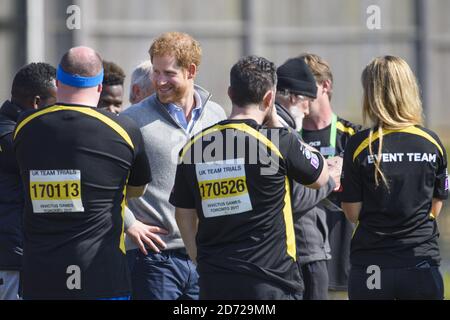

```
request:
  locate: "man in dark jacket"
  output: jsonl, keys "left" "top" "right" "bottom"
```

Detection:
{"left": 275, "top": 57, "right": 341, "bottom": 299}
{"left": 0, "top": 63, "right": 56, "bottom": 299}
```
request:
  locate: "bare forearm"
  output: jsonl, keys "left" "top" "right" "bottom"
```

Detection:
{"left": 342, "top": 202, "right": 362, "bottom": 224}
{"left": 123, "top": 206, "right": 137, "bottom": 231}
{"left": 431, "top": 198, "right": 443, "bottom": 219}
{"left": 305, "top": 154, "right": 329, "bottom": 189}
{"left": 126, "top": 184, "right": 147, "bottom": 199}
{"left": 175, "top": 208, "right": 198, "bottom": 264}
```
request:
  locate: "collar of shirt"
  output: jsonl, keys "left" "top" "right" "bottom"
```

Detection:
{"left": 0, "top": 100, "right": 25, "bottom": 122}
{"left": 166, "top": 90, "right": 203, "bottom": 133}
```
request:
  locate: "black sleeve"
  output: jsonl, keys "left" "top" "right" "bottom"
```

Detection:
{"left": 282, "top": 130, "right": 324, "bottom": 185}
{"left": 340, "top": 135, "right": 363, "bottom": 202}
{"left": 433, "top": 141, "right": 448, "bottom": 200}
{"left": 118, "top": 115, "right": 152, "bottom": 187}
{"left": 169, "top": 163, "right": 196, "bottom": 209}
{"left": 0, "top": 134, "right": 19, "bottom": 174}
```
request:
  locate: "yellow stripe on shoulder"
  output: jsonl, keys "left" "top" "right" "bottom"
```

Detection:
{"left": 14, "top": 105, "right": 134, "bottom": 149}
{"left": 179, "top": 123, "right": 283, "bottom": 161}
{"left": 336, "top": 121, "right": 356, "bottom": 136}
{"left": 352, "top": 126, "right": 443, "bottom": 161}
{"left": 14, "top": 106, "right": 60, "bottom": 140}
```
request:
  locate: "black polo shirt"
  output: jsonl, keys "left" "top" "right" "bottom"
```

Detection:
{"left": 170, "top": 119, "right": 324, "bottom": 294}
{"left": 341, "top": 126, "right": 448, "bottom": 268}
{"left": 14, "top": 103, "right": 151, "bottom": 299}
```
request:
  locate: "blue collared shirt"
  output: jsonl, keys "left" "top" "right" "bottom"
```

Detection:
{"left": 166, "top": 91, "right": 203, "bottom": 133}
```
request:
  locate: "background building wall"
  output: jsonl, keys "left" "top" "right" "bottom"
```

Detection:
{"left": 0, "top": 0, "right": 26, "bottom": 103}
{"left": 1, "top": 0, "right": 450, "bottom": 130}
{"left": 1, "top": 0, "right": 450, "bottom": 286}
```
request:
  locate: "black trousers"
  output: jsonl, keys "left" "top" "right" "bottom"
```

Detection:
{"left": 348, "top": 263, "right": 444, "bottom": 300}
{"left": 300, "top": 260, "right": 329, "bottom": 300}
{"left": 199, "top": 272, "right": 303, "bottom": 300}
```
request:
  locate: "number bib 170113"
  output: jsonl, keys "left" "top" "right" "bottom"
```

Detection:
{"left": 29, "top": 169, "right": 84, "bottom": 213}
{"left": 195, "top": 158, "right": 252, "bottom": 218}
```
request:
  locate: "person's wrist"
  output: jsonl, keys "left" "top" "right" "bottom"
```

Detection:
{"left": 124, "top": 207, "right": 137, "bottom": 231}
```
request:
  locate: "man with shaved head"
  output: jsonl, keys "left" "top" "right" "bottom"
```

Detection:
{"left": 13, "top": 46, "right": 151, "bottom": 300}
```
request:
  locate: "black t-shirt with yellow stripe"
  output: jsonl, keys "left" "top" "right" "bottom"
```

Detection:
{"left": 170, "top": 119, "right": 324, "bottom": 293}
{"left": 13, "top": 103, "right": 151, "bottom": 299}
{"left": 341, "top": 125, "right": 448, "bottom": 268}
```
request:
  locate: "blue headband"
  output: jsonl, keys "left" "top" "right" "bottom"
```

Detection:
{"left": 57, "top": 65, "right": 104, "bottom": 88}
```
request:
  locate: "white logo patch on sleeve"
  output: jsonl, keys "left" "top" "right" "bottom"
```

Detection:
{"left": 310, "top": 153, "right": 320, "bottom": 169}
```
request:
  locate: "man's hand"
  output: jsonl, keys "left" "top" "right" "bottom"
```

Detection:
{"left": 125, "top": 220, "right": 169, "bottom": 255}
{"left": 327, "top": 156, "right": 343, "bottom": 191}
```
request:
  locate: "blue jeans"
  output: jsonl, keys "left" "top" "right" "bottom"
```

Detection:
{"left": 127, "top": 248, "right": 199, "bottom": 300}
{"left": 0, "top": 271, "right": 21, "bottom": 300}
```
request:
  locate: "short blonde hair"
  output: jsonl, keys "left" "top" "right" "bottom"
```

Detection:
{"left": 361, "top": 55, "right": 424, "bottom": 188}
{"left": 299, "top": 53, "right": 333, "bottom": 100}
{"left": 149, "top": 32, "right": 202, "bottom": 69}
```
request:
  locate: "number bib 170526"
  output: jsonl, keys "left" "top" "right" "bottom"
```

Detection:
{"left": 29, "top": 169, "right": 84, "bottom": 213}
{"left": 195, "top": 159, "right": 252, "bottom": 218}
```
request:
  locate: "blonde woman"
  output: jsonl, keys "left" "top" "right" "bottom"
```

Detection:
{"left": 341, "top": 56, "right": 447, "bottom": 299}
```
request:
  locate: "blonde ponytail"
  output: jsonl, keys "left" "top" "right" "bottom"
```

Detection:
{"left": 368, "top": 127, "right": 389, "bottom": 189}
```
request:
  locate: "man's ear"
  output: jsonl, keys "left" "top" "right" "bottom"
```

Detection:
{"left": 97, "top": 84, "right": 103, "bottom": 93}
{"left": 321, "top": 79, "right": 332, "bottom": 95}
{"left": 55, "top": 80, "right": 60, "bottom": 88}
{"left": 32, "top": 96, "right": 41, "bottom": 110}
{"left": 132, "top": 84, "right": 141, "bottom": 97}
{"left": 262, "top": 89, "right": 275, "bottom": 110}
{"left": 227, "top": 86, "right": 233, "bottom": 100}
{"left": 187, "top": 63, "right": 197, "bottom": 79}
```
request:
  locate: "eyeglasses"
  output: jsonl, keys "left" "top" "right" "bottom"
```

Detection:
{"left": 293, "top": 94, "right": 309, "bottom": 102}
{"left": 291, "top": 93, "right": 313, "bottom": 103}
{"left": 280, "top": 89, "right": 312, "bottom": 102}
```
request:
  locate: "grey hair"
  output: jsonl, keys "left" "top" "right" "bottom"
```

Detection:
{"left": 129, "top": 61, "right": 153, "bottom": 99}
